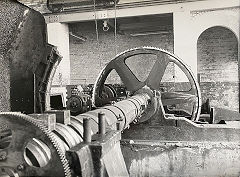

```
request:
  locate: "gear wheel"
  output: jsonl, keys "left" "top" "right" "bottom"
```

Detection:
{"left": 0, "top": 112, "right": 71, "bottom": 177}
{"left": 92, "top": 46, "right": 201, "bottom": 121}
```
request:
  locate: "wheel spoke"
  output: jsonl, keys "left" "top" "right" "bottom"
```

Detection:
{"left": 113, "top": 60, "right": 144, "bottom": 92}
{"left": 92, "top": 47, "right": 201, "bottom": 121}
{"left": 146, "top": 52, "right": 169, "bottom": 90}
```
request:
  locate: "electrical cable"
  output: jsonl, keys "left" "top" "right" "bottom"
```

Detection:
{"left": 93, "top": 0, "right": 99, "bottom": 42}
{"left": 93, "top": 0, "right": 102, "bottom": 67}
{"left": 114, "top": 0, "right": 117, "bottom": 55}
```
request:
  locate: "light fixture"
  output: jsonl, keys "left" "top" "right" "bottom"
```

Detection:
{"left": 103, "top": 20, "right": 110, "bottom": 31}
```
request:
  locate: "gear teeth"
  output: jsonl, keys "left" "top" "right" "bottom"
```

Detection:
{"left": 114, "top": 46, "right": 169, "bottom": 58}
{"left": 92, "top": 46, "right": 199, "bottom": 115}
{"left": 93, "top": 46, "right": 178, "bottom": 105}
{"left": 114, "top": 46, "right": 194, "bottom": 77}
{"left": 0, "top": 112, "right": 71, "bottom": 177}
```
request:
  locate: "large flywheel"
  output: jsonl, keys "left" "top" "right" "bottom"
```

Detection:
{"left": 92, "top": 47, "right": 201, "bottom": 121}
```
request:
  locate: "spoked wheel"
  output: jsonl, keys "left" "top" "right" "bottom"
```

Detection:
{"left": 92, "top": 47, "right": 201, "bottom": 121}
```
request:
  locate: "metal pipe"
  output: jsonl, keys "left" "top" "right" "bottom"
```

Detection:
{"left": 210, "top": 107, "right": 215, "bottom": 124}
{"left": 76, "top": 93, "right": 151, "bottom": 133}
{"left": 98, "top": 112, "right": 106, "bottom": 135}
{"left": 83, "top": 118, "right": 91, "bottom": 143}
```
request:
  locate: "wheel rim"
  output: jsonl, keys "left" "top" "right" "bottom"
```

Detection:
{"left": 92, "top": 47, "right": 201, "bottom": 121}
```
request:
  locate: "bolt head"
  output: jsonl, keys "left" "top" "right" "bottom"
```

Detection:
{"left": 0, "top": 151, "right": 7, "bottom": 161}
{"left": 17, "top": 164, "right": 25, "bottom": 171}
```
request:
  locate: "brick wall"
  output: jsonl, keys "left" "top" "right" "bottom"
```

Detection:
{"left": 69, "top": 22, "right": 239, "bottom": 112}
{"left": 69, "top": 21, "right": 174, "bottom": 85}
{"left": 197, "top": 26, "right": 239, "bottom": 111}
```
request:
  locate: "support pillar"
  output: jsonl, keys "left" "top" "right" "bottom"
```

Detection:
{"left": 173, "top": 11, "right": 198, "bottom": 77}
{"left": 47, "top": 23, "right": 70, "bottom": 86}
{"left": 47, "top": 23, "right": 70, "bottom": 107}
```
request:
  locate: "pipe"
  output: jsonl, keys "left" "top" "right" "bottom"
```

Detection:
{"left": 76, "top": 93, "right": 151, "bottom": 134}
{"left": 83, "top": 118, "right": 92, "bottom": 143}
{"left": 98, "top": 112, "right": 106, "bottom": 135}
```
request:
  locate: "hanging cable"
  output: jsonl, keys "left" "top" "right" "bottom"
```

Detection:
{"left": 114, "top": 0, "right": 117, "bottom": 55}
{"left": 93, "top": 0, "right": 99, "bottom": 42}
{"left": 93, "top": 0, "right": 102, "bottom": 68}
{"left": 173, "top": 63, "right": 176, "bottom": 91}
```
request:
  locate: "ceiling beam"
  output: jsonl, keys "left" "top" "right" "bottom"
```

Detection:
{"left": 43, "top": 0, "right": 239, "bottom": 23}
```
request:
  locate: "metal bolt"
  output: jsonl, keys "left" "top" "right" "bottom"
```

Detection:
{"left": 0, "top": 151, "right": 7, "bottom": 161}
{"left": 83, "top": 118, "right": 91, "bottom": 143}
{"left": 98, "top": 112, "right": 106, "bottom": 135}
{"left": 116, "top": 122, "right": 121, "bottom": 131}
{"left": 117, "top": 114, "right": 123, "bottom": 121}
{"left": 17, "top": 164, "right": 25, "bottom": 171}
{"left": 141, "top": 104, "right": 145, "bottom": 110}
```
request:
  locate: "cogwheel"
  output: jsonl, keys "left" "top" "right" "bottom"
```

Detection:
{"left": 92, "top": 46, "right": 201, "bottom": 121}
{"left": 0, "top": 112, "right": 71, "bottom": 177}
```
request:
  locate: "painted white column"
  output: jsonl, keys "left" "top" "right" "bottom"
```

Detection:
{"left": 47, "top": 23, "right": 70, "bottom": 86}
{"left": 47, "top": 23, "right": 70, "bottom": 107}
{"left": 173, "top": 11, "right": 197, "bottom": 77}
